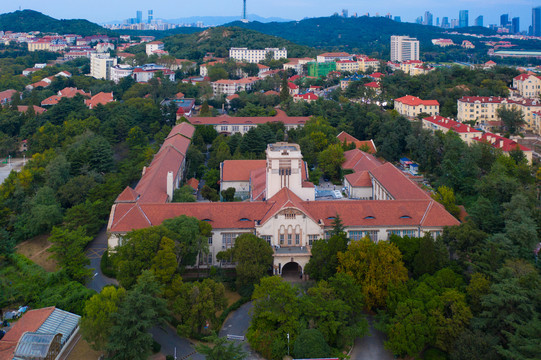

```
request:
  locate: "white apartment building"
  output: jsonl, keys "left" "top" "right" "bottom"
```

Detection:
{"left": 211, "top": 77, "right": 260, "bottom": 97}
{"left": 390, "top": 35, "right": 420, "bottom": 62}
{"left": 229, "top": 47, "right": 287, "bottom": 63}
{"left": 90, "top": 53, "right": 117, "bottom": 80}
{"left": 145, "top": 41, "right": 164, "bottom": 56}
{"left": 110, "top": 64, "right": 134, "bottom": 84}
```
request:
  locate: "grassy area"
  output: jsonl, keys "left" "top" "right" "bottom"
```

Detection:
{"left": 16, "top": 235, "right": 57, "bottom": 272}
{"left": 66, "top": 338, "right": 103, "bottom": 360}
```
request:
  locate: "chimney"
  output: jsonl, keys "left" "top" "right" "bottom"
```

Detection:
{"left": 167, "top": 171, "right": 174, "bottom": 201}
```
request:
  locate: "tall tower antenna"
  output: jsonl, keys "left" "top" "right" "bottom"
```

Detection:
{"left": 242, "top": 0, "right": 248, "bottom": 22}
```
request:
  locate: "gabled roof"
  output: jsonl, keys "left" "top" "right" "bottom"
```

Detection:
{"left": 287, "top": 82, "right": 298, "bottom": 89}
{"left": 222, "top": 160, "right": 266, "bottom": 182}
{"left": 294, "top": 93, "right": 319, "bottom": 101}
{"left": 395, "top": 95, "right": 439, "bottom": 106}
{"left": 369, "top": 162, "right": 430, "bottom": 200}
{"left": 115, "top": 186, "right": 140, "bottom": 203}
{"left": 168, "top": 122, "right": 195, "bottom": 139}
{"left": 186, "top": 178, "right": 199, "bottom": 190}
{"left": 16, "top": 105, "right": 46, "bottom": 114}
{"left": 345, "top": 171, "right": 372, "bottom": 187}
{"left": 364, "top": 81, "right": 381, "bottom": 89}
{"left": 337, "top": 132, "right": 377, "bottom": 153}
{"left": 342, "top": 149, "right": 382, "bottom": 171}
{"left": 260, "top": 187, "right": 316, "bottom": 225}
{"left": 0, "top": 89, "right": 16, "bottom": 101}
{"left": 85, "top": 92, "right": 113, "bottom": 109}
{"left": 473, "top": 132, "right": 531, "bottom": 152}
{"left": 423, "top": 115, "right": 481, "bottom": 134}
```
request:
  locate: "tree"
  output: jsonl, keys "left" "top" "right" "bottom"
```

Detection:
{"left": 106, "top": 271, "right": 169, "bottom": 360}
{"left": 337, "top": 238, "right": 408, "bottom": 309}
{"left": 48, "top": 226, "right": 93, "bottom": 283}
{"left": 201, "top": 184, "right": 219, "bottom": 202}
{"left": 432, "top": 186, "right": 460, "bottom": 219}
{"left": 293, "top": 329, "right": 331, "bottom": 359}
{"left": 247, "top": 276, "right": 301, "bottom": 360}
{"left": 220, "top": 187, "right": 236, "bottom": 202}
{"left": 80, "top": 286, "right": 127, "bottom": 351}
{"left": 280, "top": 72, "right": 289, "bottom": 102}
{"left": 219, "top": 233, "right": 273, "bottom": 290}
{"left": 497, "top": 107, "right": 525, "bottom": 135}
{"left": 318, "top": 144, "right": 345, "bottom": 181}
{"left": 195, "top": 333, "right": 248, "bottom": 360}
{"left": 150, "top": 237, "right": 178, "bottom": 285}
{"left": 172, "top": 185, "right": 196, "bottom": 202}
{"left": 0, "top": 228, "right": 15, "bottom": 257}
{"left": 412, "top": 234, "right": 449, "bottom": 277}
{"left": 304, "top": 234, "right": 347, "bottom": 281}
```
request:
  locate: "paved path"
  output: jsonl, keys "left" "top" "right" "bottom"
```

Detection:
{"left": 349, "top": 316, "right": 394, "bottom": 360}
{"left": 219, "top": 301, "right": 263, "bottom": 359}
{"left": 85, "top": 227, "right": 117, "bottom": 293}
{"left": 84, "top": 228, "right": 200, "bottom": 359}
{"left": 0, "top": 158, "right": 25, "bottom": 184}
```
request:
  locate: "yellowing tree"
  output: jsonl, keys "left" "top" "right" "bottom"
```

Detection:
{"left": 337, "top": 238, "right": 408, "bottom": 309}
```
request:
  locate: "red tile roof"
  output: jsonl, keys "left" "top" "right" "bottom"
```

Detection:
{"left": 222, "top": 160, "right": 266, "bottom": 182}
{"left": 16, "top": 105, "right": 47, "bottom": 114}
{"left": 168, "top": 122, "right": 195, "bottom": 139}
{"left": 115, "top": 186, "right": 140, "bottom": 203}
{"left": 318, "top": 52, "right": 351, "bottom": 57}
{"left": 187, "top": 114, "right": 310, "bottom": 126}
{"left": 395, "top": 95, "right": 439, "bottom": 106}
{"left": 423, "top": 115, "right": 481, "bottom": 134}
{"left": 369, "top": 162, "right": 430, "bottom": 200}
{"left": 473, "top": 132, "right": 531, "bottom": 152}
{"left": 0, "top": 89, "right": 17, "bottom": 102}
{"left": 186, "top": 178, "right": 199, "bottom": 190}
{"left": 342, "top": 149, "right": 382, "bottom": 170}
{"left": 345, "top": 171, "right": 372, "bottom": 187}
{"left": 287, "top": 82, "right": 298, "bottom": 89}
{"left": 85, "top": 92, "right": 113, "bottom": 109}
{"left": 364, "top": 81, "right": 381, "bottom": 89}
{"left": 250, "top": 167, "right": 267, "bottom": 201}
{"left": 337, "top": 132, "right": 377, "bottom": 154}
{"left": 264, "top": 90, "right": 280, "bottom": 96}
{"left": 289, "top": 75, "right": 301, "bottom": 81}
{"left": 294, "top": 93, "right": 319, "bottom": 101}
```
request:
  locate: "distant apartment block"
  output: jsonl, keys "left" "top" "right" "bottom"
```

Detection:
{"left": 422, "top": 115, "right": 481, "bottom": 144}
{"left": 145, "top": 41, "right": 164, "bottom": 55}
{"left": 211, "top": 77, "right": 260, "bottom": 97}
{"left": 390, "top": 36, "right": 420, "bottom": 62}
{"left": 282, "top": 58, "right": 315, "bottom": 75}
{"left": 513, "top": 73, "right": 541, "bottom": 99}
{"left": 316, "top": 52, "right": 353, "bottom": 63}
{"left": 90, "top": 53, "right": 117, "bottom": 80}
{"left": 132, "top": 64, "right": 175, "bottom": 82}
{"left": 394, "top": 95, "right": 439, "bottom": 118}
{"left": 110, "top": 64, "right": 134, "bottom": 83}
{"left": 229, "top": 48, "right": 287, "bottom": 63}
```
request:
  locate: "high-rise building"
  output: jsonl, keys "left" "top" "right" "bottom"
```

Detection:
{"left": 459, "top": 10, "right": 469, "bottom": 28}
{"left": 436, "top": 17, "right": 440, "bottom": 26}
{"left": 512, "top": 17, "right": 520, "bottom": 34}
{"left": 533, "top": 6, "right": 541, "bottom": 36}
{"left": 415, "top": 16, "right": 423, "bottom": 24}
{"left": 136, "top": 11, "right": 142, "bottom": 24}
{"left": 500, "top": 14, "right": 509, "bottom": 27}
{"left": 394, "top": 16, "right": 401, "bottom": 22}
{"left": 441, "top": 17, "right": 449, "bottom": 28}
{"left": 423, "top": 11, "right": 433, "bottom": 26}
{"left": 342, "top": 9, "right": 348, "bottom": 18}
{"left": 148, "top": 10, "right": 153, "bottom": 24}
{"left": 474, "top": 16, "right": 484, "bottom": 27}
{"left": 390, "top": 35, "right": 420, "bottom": 62}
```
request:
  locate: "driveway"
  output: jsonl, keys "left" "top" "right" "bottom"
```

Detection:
{"left": 84, "top": 228, "right": 200, "bottom": 359}
{"left": 349, "top": 316, "right": 394, "bottom": 360}
{"left": 85, "top": 227, "right": 117, "bottom": 293}
{"left": 219, "top": 301, "right": 263, "bottom": 359}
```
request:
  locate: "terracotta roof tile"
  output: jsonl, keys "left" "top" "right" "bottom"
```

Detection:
{"left": 188, "top": 115, "right": 310, "bottom": 126}
{"left": 395, "top": 95, "right": 439, "bottom": 106}
{"left": 186, "top": 178, "right": 199, "bottom": 190}
{"left": 345, "top": 171, "right": 372, "bottom": 187}
{"left": 115, "top": 187, "right": 140, "bottom": 203}
{"left": 222, "top": 160, "right": 266, "bottom": 182}
{"left": 337, "top": 132, "right": 377, "bottom": 153}
{"left": 369, "top": 162, "right": 430, "bottom": 200}
{"left": 85, "top": 92, "right": 113, "bottom": 109}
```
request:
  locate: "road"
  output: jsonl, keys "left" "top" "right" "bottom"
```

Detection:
{"left": 84, "top": 228, "right": 201, "bottom": 359}
{"left": 349, "top": 316, "right": 394, "bottom": 360}
{"left": 0, "top": 158, "right": 25, "bottom": 184}
{"left": 219, "top": 301, "right": 263, "bottom": 359}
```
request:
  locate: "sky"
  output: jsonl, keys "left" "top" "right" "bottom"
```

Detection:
{"left": 1, "top": 1, "right": 540, "bottom": 31}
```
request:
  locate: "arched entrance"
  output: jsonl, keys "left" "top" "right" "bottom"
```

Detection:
{"left": 281, "top": 261, "right": 302, "bottom": 280}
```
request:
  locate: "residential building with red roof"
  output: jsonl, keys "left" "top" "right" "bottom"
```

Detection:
{"left": 107, "top": 136, "right": 459, "bottom": 275}
{"left": 336, "top": 60, "right": 360, "bottom": 72}
{"left": 422, "top": 115, "right": 481, "bottom": 144}
{"left": 0, "top": 89, "right": 17, "bottom": 105}
{"left": 336, "top": 131, "right": 377, "bottom": 153}
{"left": 512, "top": 73, "right": 541, "bottom": 99}
{"left": 457, "top": 96, "right": 541, "bottom": 134}
{"left": 132, "top": 64, "right": 175, "bottom": 83}
{"left": 145, "top": 40, "right": 164, "bottom": 55}
{"left": 16, "top": 105, "right": 47, "bottom": 115}
{"left": 473, "top": 132, "right": 533, "bottom": 163}
{"left": 211, "top": 77, "right": 260, "bottom": 97}
{"left": 41, "top": 87, "right": 89, "bottom": 106}
{"left": 293, "top": 93, "right": 319, "bottom": 103}
{"left": 394, "top": 95, "right": 440, "bottom": 118}
{"left": 220, "top": 160, "right": 267, "bottom": 199}
{"left": 286, "top": 82, "right": 299, "bottom": 95}
{"left": 187, "top": 112, "right": 310, "bottom": 134}
{"left": 357, "top": 56, "right": 380, "bottom": 72}
{"left": 283, "top": 58, "right": 315, "bottom": 75}
{"left": 85, "top": 92, "right": 114, "bottom": 109}
{"left": 316, "top": 52, "right": 353, "bottom": 63}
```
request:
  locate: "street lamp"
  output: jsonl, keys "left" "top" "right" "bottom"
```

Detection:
{"left": 287, "top": 333, "right": 289, "bottom": 356}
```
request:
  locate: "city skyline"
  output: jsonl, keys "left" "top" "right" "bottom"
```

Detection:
{"left": 0, "top": 1, "right": 539, "bottom": 31}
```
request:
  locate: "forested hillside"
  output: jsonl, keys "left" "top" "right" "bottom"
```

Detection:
{"left": 0, "top": 10, "right": 111, "bottom": 36}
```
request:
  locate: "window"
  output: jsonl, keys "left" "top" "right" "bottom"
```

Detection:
{"left": 348, "top": 231, "right": 364, "bottom": 240}
{"left": 262, "top": 235, "right": 272, "bottom": 245}
{"left": 295, "top": 234, "right": 300, "bottom": 245}
{"left": 208, "top": 236, "right": 213, "bottom": 245}
{"left": 243, "top": 126, "right": 250, "bottom": 132}
{"left": 222, "top": 233, "right": 241, "bottom": 249}
{"left": 280, "top": 234, "right": 284, "bottom": 245}
{"left": 220, "top": 126, "right": 228, "bottom": 131}
{"left": 284, "top": 213, "right": 296, "bottom": 220}
{"left": 232, "top": 125, "right": 239, "bottom": 132}
{"left": 403, "top": 229, "right": 416, "bottom": 237}
{"left": 308, "top": 235, "right": 318, "bottom": 245}
{"left": 287, "top": 234, "right": 292, "bottom": 245}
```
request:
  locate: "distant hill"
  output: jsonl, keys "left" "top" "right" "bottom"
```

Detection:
{"left": 163, "top": 14, "right": 292, "bottom": 26}
{"left": 128, "top": 26, "right": 318, "bottom": 60}
{"left": 225, "top": 16, "right": 497, "bottom": 57}
{"left": 0, "top": 10, "right": 111, "bottom": 36}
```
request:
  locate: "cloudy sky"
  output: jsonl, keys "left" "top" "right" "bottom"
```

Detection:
{"left": 1, "top": 1, "right": 539, "bottom": 30}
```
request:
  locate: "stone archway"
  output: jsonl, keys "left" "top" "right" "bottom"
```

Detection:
{"left": 281, "top": 261, "right": 302, "bottom": 280}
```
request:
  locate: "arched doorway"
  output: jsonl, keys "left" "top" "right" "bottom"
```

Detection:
{"left": 281, "top": 262, "right": 302, "bottom": 280}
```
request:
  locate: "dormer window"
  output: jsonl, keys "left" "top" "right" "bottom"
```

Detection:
{"left": 239, "top": 218, "right": 250, "bottom": 221}
{"left": 400, "top": 215, "right": 412, "bottom": 219}
{"left": 202, "top": 218, "right": 212, "bottom": 222}
{"left": 364, "top": 216, "right": 375, "bottom": 219}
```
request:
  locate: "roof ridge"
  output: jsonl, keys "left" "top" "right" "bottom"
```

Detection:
{"left": 420, "top": 200, "right": 434, "bottom": 226}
